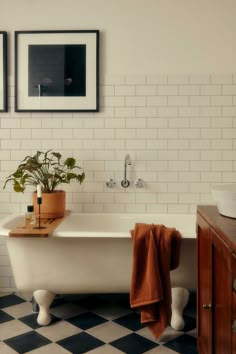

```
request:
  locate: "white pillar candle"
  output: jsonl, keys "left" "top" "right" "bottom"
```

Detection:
{"left": 37, "top": 185, "right": 42, "bottom": 198}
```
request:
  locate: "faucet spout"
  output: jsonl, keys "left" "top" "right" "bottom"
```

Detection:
{"left": 121, "top": 154, "right": 131, "bottom": 188}
{"left": 125, "top": 154, "right": 131, "bottom": 166}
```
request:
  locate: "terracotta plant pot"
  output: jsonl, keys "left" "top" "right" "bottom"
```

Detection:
{"left": 32, "top": 190, "right": 66, "bottom": 218}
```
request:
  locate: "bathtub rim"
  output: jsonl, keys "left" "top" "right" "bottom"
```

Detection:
{"left": 0, "top": 212, "right": 196, "bottom": 238}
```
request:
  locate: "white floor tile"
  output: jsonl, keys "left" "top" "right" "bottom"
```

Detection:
{"left": 0, "top": 319, "right": 31, "bottom": 340}
{"left": 3, "top": 301, "right": 33, "bottom": 318}
{"left": 136, "top": 325, "right": 183, "bottom": 344}
{"left": 86, "top": 321, "right": 132, "bottom": 343}
{"left": 145, "top": 346, "right": 179, "bottom": 354}
{"left": 86, "top": 344, "right": 124, "bottom": 353}
{"left": 25, "top": 343, "right": 71, "bottom": 354}
{"left": 156, "top": 327, "right": 184, "bottom": 345}
{"left": 36, "top": 320, "right": 81, "bottom": 341}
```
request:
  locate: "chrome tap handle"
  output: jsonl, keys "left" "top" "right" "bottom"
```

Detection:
{"left": 121, "top": 179, "right": 130, "bottom": 188}
{"left": 135, "top": 178, "right": 145, "bottom": 188}
{"left": 106, "top": 179, "right": 116, "bottom": 188}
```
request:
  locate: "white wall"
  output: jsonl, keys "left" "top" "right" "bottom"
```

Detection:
{"left": 1, "top": 0, "right": 236, "bottom": 76}
{"left": 0, "top": 0, "right": 236, "bottom": 291}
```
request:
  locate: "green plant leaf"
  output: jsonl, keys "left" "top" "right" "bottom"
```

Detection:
{"left": 51, "top": 152, "right": 62, "bottom": 160}
{"left": 77, "top": 172, "right": 85, "bottom": 184}
{"left": 66, "top": 172, "right": 77, "bottom": 181}
{"left": 64, "top": 157, "right": 76, "bottom": 169}
{"left": 4, "top": 150, "right": 85, "bottom": 193}
{"left": 13, "top": 181, "right": 24, "bottom": 193}
{"left": 13, "top": 170, "right": 24, "bottom": 178}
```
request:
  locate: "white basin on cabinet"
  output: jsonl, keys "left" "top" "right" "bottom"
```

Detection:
{"left": 212, "top": 184, "right": 236, "bottom": 218}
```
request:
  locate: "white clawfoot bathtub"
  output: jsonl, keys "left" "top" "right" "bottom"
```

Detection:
{"left": 0, "top": 213, "right": 196, "bottom": 329}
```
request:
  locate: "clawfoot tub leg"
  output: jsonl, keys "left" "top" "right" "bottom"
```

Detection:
{"left": 33, "top": 290, "right": 55, "bottom": 326}
{"left": 171, "top": 287, "right": 190, "bottom": 330}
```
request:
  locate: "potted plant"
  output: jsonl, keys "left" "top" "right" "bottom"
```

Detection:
{"left": 4, "top": 150, "right": 85, "bottom": 218}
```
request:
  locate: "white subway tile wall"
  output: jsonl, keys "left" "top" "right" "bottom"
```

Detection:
{"left": 0, "top": 73, "right": 236, "bottom": 291}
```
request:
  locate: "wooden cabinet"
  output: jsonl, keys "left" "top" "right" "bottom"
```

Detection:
{"left": 197, "top": 214, "right": 212, "bottom": 354}
{"left": 197, "top": 205, "right": 236, "bottom": 354}
{"left": 211, "top": 228, "right": 232, "bottom": 353}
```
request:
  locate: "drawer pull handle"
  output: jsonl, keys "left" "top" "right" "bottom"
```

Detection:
{"left": 203, "top": 304, "right": 212, "bottom": 310}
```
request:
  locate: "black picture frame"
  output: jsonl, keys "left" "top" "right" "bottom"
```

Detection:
{"left": 0, "top": 32, "right": 7, "bottom": 112}
{"left": 15, "top": 30, "right": 99, "bottom": 112}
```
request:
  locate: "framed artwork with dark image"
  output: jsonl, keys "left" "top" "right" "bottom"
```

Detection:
{"left": 0, "top": 31, "right": 7, "bottom": 112}
{"left": 15, "top": 30, "right": 99, "bottom": 112}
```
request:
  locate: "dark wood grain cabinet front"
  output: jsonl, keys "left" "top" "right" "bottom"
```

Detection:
{"left": 211, "top": 228, "right": 231, "bottom": 354}
{"left": 197, "top": 214, "right": 212, "bottom": 354}
{"left": 197, "top": 205, "right": 236, "bottom": 354}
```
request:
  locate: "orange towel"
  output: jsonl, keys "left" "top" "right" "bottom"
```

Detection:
{"left": 130, "top": 223, "right": 181, "bottom": 339}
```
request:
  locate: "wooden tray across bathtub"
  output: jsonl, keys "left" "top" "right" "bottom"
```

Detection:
{"left": 9, "top": 212, "right": 69, "bottom": 238}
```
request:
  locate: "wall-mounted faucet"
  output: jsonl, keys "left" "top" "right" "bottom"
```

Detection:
{"left": 121, "top": 154, "right": 131, "bottom": 188}
{"left": 106, "top": 154, "right": 145, "bottom": 189}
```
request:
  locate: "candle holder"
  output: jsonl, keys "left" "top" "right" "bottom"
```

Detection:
{"left": 33, "top": 197, "right": 46, "bottom": 230}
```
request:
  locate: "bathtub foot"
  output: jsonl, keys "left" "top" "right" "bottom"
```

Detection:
{"left": 33, "top": 290, "right": 55, "bottom": 326}
{"left": 171, "top": 287, "right": 189, "bottom": 331}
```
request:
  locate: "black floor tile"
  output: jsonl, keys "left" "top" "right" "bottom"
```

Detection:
{"left": 67, "top": 311, "right": 108, "bottom": 330}
{"left": 4, "top": 331, "right": 51, "bottom": 353}
{"left": 0, "top": 309, "right": 14, "bottom": 324}
{"left": 182, "top": 315, "right": 196, "bottom": 332}
{"left": 0, "top": 294, "right": 26, "bottom": 309}
{"left": 57, "top": 332, "right": 104, "bottom": 354}
{"left": 18, "top": 313, "right": 42, "bottom": 330}
{"left": 110, "top": 333, "right": 158, "bottom": 354}
{"left": 113, "top": 311, "right": 144, "bottom": 331}
{"left": 165, "top": 333, "right": 198, "bottom": 354}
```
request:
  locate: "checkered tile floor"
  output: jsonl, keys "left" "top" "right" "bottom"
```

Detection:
{"left": 0, "top": 292, "right": 197, "bottom": 354}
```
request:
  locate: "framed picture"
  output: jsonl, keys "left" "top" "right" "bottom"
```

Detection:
{"left": 0, "top": 32, "right": 7, "bottom": 112}
{"left": 15, "top": 30, "right": 99, "bottom": 112}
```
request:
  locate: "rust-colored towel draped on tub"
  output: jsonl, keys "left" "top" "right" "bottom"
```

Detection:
{"left": 130, "top": 223, "right": 182, "bottom": 339}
